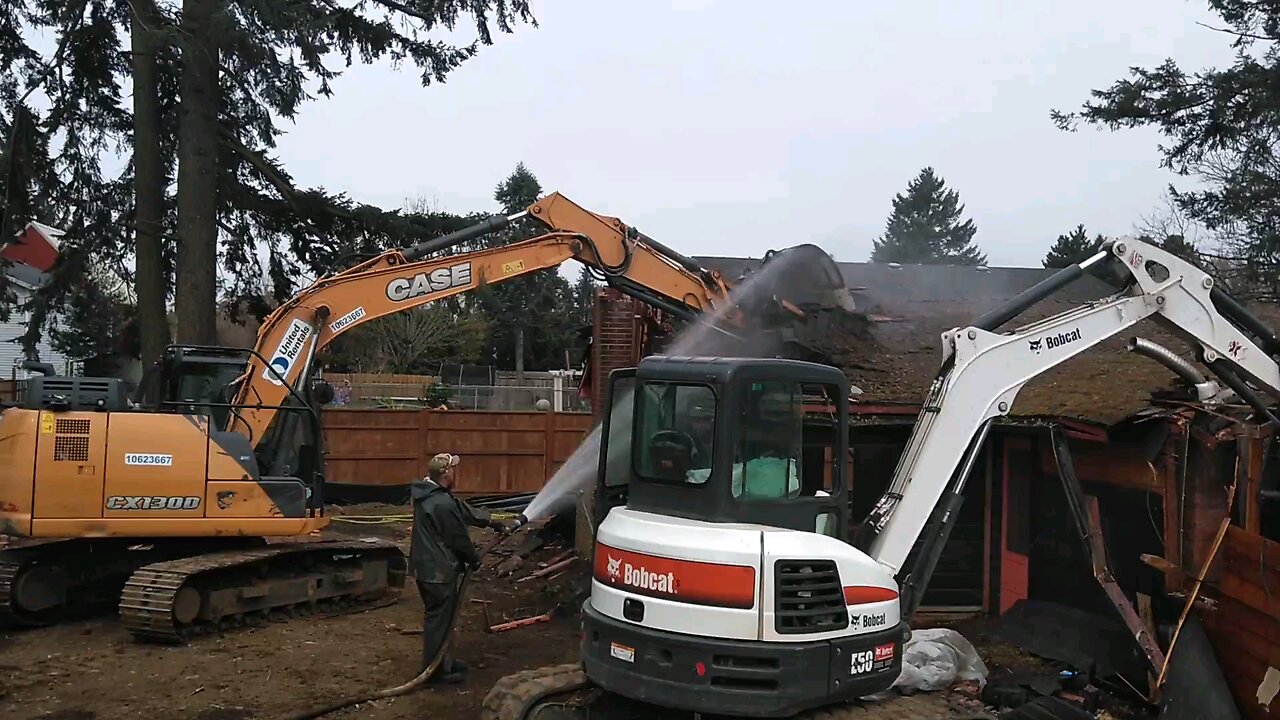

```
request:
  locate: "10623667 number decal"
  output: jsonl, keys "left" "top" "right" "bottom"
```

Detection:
{"left": 124, "top": 453, "right": 173, "bottom": 466}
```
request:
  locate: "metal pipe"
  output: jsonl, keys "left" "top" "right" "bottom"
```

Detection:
{"left": 973, "top": 249, "right": 1110, "bottom": 331}
{"left": 400, "top": 212, "right": 522, "bottom": 261}
{"left": 1210, "top": 286, "right": 1280, "bottom": 356}
{"left": 1127, "top": 337, "right": 1219, "bottom": 402}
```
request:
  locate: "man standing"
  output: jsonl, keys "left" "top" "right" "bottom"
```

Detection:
{"left": 409, "top": 452, "right": 513, "bottom": 683}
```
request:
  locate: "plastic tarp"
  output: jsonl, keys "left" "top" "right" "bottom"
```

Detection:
{"left": 892, "top": 628, "right": 989, "bottom": 694}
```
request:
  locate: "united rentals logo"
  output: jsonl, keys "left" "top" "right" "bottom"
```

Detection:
{"left": 1029, "top": 328, "right": 1082, "bottom": 354}
{"left": 385, "top": 262, "right": 473, "bottom": 302}
{"left": 263, "top": 318, "right": 312, "bottom": 386}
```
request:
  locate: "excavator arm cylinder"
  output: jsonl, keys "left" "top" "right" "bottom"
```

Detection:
{"left": 401, "top": 214, "right": 513, "bottom": 261}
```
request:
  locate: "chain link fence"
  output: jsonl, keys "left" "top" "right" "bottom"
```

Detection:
{"left": 330, "top": 381, "right": 589, "bottom": 412}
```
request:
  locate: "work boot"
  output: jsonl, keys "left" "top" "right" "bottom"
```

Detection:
{"left": 426, "top": 658, "right": 467, "bottom": 685}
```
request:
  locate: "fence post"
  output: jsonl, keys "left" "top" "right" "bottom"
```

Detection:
{"left": 543, "top": 410, "right": 555, "bottom": 483}
{"left": 417, "top": 408, "right": 430, "bottom": 480}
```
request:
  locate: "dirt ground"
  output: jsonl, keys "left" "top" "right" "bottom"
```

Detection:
{"left": 0, "top": 506, "right": 583, "bottom": 720}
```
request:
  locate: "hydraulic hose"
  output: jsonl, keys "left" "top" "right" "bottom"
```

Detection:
{"left": 1127, "top": 337, "right": 1208, "bottom": 387}
{"left": 1127, "top": 337, "right": 1219, "bottom": 402}
{"left": 280, "top": 534, "right": 516, "bottom": 720}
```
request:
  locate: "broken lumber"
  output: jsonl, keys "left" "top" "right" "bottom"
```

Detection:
{"left": 489, "top": 611, "right": 554, "bottom": 633}
{"left": 517, "top": 557, "right": 575, "bottom": 583}
{"left": 539, "top": 549, "right": 575, "bottom": 568}
{"left": 494, "top": 533, "right": 545, "bottom": 577}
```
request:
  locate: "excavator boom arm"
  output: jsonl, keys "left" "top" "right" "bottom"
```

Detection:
{"left": 226, "top": 192, "right": 770, "bottom": 456}
{"left": 860, "top": 238, "right": 1280, "bottom": 605}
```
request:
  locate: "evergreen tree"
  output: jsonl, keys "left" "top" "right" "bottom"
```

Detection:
{"left": 870, "top": 167, "right": 986, "bottom": 265}
{"left": 1051, "top": 0, "right": 1280, "bottom": 298}
{"left": 1043, "top": 225, "right": 1105, "bottom": 268}
{"left": 465, "top": 162, "right": 580, "bottom": 371}
{"left": 572, "top": 265, "right": 597, "bottom": 325}
{"left": 0, "top": 0, "right": 536, "bottom": 364}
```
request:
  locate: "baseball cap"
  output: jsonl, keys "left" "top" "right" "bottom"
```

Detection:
{"left": 427, "top": 453, "right": 461, "bottom": 475}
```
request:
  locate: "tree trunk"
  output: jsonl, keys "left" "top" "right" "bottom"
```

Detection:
{"left": 173, "top": 0, "right": 221, "bottom": 345}
{"left": 131, "top": 0, "right": 171, "bottom": 367}
{"left": 515, "top": 324, "right": 525, "bottom": 382}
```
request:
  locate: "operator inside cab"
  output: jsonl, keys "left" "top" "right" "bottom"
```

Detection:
{"left": 677, "top": 382, "right": 802, "bottom": 500}
{"left": 733, "top": 383, "right": 802, "bottom": 500}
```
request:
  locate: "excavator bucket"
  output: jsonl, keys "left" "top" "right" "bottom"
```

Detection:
{"left": 715, "top": 243, "right": 864, "bottom": 365}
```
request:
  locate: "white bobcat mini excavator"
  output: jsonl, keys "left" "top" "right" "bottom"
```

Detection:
{"left": 485, "top": 237, "right": 1280, "bottom": 720}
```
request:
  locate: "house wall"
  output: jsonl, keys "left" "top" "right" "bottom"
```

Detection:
{"left": 0, "top": 287, "right": 70, "bottom": 378}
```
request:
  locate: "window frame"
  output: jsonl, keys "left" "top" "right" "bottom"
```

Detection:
{"left": 631, "top": 379, "right": 719, "bottom": 487}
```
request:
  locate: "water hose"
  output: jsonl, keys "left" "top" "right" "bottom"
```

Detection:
{"left": 279, "top": 531, "right": 521, "bottom": 720}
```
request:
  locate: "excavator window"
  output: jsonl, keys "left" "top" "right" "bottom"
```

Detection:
{"left": 633, "top": 381, "right": 717, "bottom": 485}
{"left": 600, "top": 376, "right": 636, "bottom": 489}
{"left": 732, "top": 381, "right": 803, "bottom": 500}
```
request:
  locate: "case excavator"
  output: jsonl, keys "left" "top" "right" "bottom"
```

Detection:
{"left": 481, "top": 236, "right": 1280, "bottom": 719}
{"left": 0, "top": 192, "right": 854, "bottom": 643}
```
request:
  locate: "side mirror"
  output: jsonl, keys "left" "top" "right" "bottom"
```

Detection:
{"left": 311, "top": 379, "right": 336, "bottom": 405}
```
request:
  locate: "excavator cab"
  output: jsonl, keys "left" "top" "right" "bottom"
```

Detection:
{"left": 134, "top": 346, "right": 248, "bottom": 426}
{"left": 595, "top": 355, "right": 850, "bottom": 538}
{"left": 582, "top": 355, "right": 903, "bottom": 718}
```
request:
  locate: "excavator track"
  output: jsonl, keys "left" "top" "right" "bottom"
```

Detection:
{"left": 482, "top": 664, "right": 990, "bottom": 720}
{"left": 119, "top": 539, "right": 407, "bottom": 644}
{"left": 0, "top": 538, "right": 254, "bottom": 628}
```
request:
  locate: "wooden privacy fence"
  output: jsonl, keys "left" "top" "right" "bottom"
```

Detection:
{"left": 322, "top": 408, "right": 595, "bottom": 495}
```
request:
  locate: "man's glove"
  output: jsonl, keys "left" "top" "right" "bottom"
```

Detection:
{"left": 495, "top": 518, "right": 521, "bottom": 534}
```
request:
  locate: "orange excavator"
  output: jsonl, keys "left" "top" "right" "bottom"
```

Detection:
{"left": 0, "top": 192, "right": 854, "bottom": 643}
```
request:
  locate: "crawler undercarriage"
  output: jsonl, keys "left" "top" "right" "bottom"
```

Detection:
{"left": 0, "top": 537, "right": 406, "bottom": 643}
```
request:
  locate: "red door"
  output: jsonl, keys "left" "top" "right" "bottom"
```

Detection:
{"left": 1000, "top": 436, "right": 1033, "bottom": 612}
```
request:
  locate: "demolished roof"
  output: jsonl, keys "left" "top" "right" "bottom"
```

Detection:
{"left": 698, "top": 255, "right": 1275, "bottom": 425}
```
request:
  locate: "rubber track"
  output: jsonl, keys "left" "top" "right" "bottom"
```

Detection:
{"left": 0, "top": 554, "right": 26, "bottom": 626}
{"left": 480, "top": 664, "right": 590, "bottom": 720}
{"left": 119, "top": 539, "right": 405, "bottom": 644}
{"left": 480, "top": 664, "right": 989, "bottom": 720}
{"left": 0, "top": 540, "right": 90, "bottom": 627}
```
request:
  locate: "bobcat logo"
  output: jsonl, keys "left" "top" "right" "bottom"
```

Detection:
{"left": 1028, "top": 339, "right": 1043, "bottom": 354}
{"left": 607, "top": 556, "right": 622, "bottom": 579}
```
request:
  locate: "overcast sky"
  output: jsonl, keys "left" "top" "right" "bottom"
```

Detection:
{"left": 274, "top": 0, "right": 1237, "bottom": 269}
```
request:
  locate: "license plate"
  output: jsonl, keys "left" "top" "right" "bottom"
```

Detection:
{"left": 610, "top": 641, "right": 635, "bottom": 663}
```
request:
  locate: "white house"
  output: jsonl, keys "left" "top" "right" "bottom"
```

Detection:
{"left": 0, "top": 262, "right": 72, "bottom": 379}
{"left": 0, "top": 223, "right": 71, "bottom": 379}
